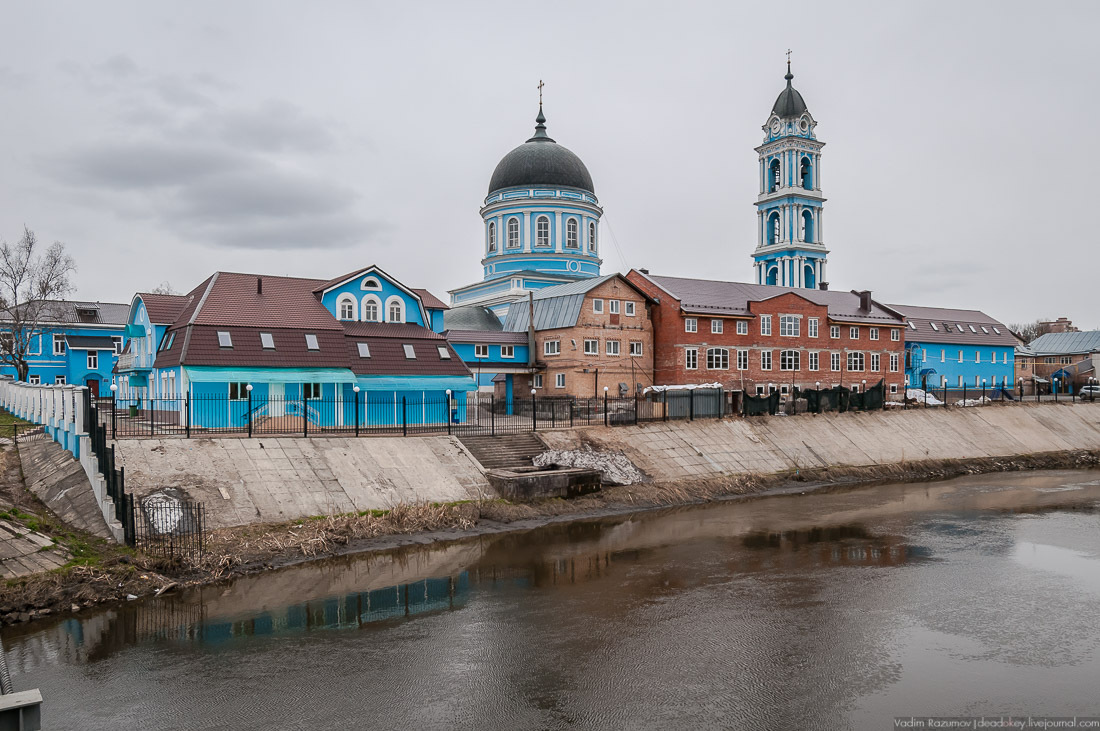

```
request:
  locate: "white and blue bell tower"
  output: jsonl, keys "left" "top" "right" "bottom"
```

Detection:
{"left": 752, "top": 62, "right": 829, "bottom": 289}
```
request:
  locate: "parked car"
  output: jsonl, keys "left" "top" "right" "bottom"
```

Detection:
{"left": 1080, "top": 385, "right": 1100, "bottom": 398}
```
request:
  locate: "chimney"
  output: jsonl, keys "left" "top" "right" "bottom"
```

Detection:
{"left": 858, "top": 290, "right": 872, "bottom": 312}
{"left": 257, "top": 277, "right": 263, "bottom": 295}
{"left": 819, "top": 281, "right": 828, "bottom": 291}
{"left": 638, "top": 268, "right": 650, "bottom": 275}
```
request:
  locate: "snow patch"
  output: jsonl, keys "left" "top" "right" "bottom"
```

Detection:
{"left": 533, "top": 448, "right": 646, "bottom": 486}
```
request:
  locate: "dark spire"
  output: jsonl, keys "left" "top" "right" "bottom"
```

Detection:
{"left": 527, "top": 105, "right": 554, "bottom": 143}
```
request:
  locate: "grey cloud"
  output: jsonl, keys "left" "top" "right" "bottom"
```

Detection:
{"left": 57, "top": 143, "right": 245, "bottom": 188}
{"left": 171, "top": 169, "right": 356, "bottom": 221}
{"left": 187, "top": 215, "right": 385, "bottom": 251}
{"left": 209, "top": 101, "right": 334, "bottom": 153}
{"left": 96, "top": 54, "right": 139, "bottom": 79}
{"left": 151, "top": 74, "right": 216, "bottom": 109}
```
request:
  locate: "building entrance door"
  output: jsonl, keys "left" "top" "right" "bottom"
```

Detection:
{"left": 269, "top": 382, "right": 285, "bottom": 416}
{"left": 86, "top": 378, "right": 100, "bottom": 397}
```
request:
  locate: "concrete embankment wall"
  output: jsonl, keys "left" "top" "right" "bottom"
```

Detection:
{"left": 111, "top": 402, "right": 1100, "bottom": 530}
{"left": 114, "top": 436, "right": 491, "bottom": 528}
{"left": 537, "top": 401, "right": 1100, "bottom": 482}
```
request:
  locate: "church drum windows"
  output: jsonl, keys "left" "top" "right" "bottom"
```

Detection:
{"left": 507, "top": 218, "right": 520, "bottom": 248}
{"left": 536, "top": 216, "right": 550, "bottom": 247}
{"left": 589, "top": 222, "right": 597, "bottom": 253}
{"left": 488, "top": 222, "right": 497, "bottom": 252}
{"left": 566, "top": 218, "right": 579, "bottom": 249}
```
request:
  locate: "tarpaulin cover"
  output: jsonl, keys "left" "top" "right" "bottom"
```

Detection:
{"left": 802, "top": 379, "right": 884, "bottom": 413}
{"left": 742, "top": 391, "right": 780, "bottom": 416}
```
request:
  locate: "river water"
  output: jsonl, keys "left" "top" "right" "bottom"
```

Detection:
{"left": 3, "top": 470, "right": 1100, "bottom": 730}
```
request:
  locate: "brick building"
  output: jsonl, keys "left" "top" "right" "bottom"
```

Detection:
{"left": 499, "top": 274, "right": 654, "bottom": 399}
{"left": 625, "top": 271, "right": 906, "bottom": 398}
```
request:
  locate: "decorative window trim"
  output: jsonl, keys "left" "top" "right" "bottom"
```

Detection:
{"left": 606, "top": 340, "right": 621, "bottom": 356}
{"left": 487, "top": 221, "right": 497, "bottom": 252}
{"left": 337, "top": 294, "right": 358, "bottom": 321}
{"left": 384, "top": 295, "right": 405, "bottom": 323}
{"left": 565, "top": 218, "right": 579, "bottom": 249}
{"left": 583, "top": 339, "right": 598, "bottom": 355}
{"left": 507, "top": 217, "right": 521, "bottom": 248}
{"left": 360, "top": 277, "right": 382, "bottom": 291}
{"left": 361, "top": 294, "right": 382, "bottom": 322}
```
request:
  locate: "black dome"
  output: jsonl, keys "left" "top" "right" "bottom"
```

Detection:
{"left": 488, "top": 109, "right": 595, "bottom": 195}
{"left": 772, "top": 69, "right": 808, "bottom": 119}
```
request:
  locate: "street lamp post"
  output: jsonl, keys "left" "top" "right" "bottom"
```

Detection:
{"left": 603, "top": 385, "right": 610, "bottom": 426}
{"left": 445, "top": 389, "right": 452, "bottom": 435}
{"left": 815, "top": 381, "right": 820, "bottom": 414}
{"left": 1054, "top": 378, "right": 1059, "bottom": 402}
{"left": 109, "top": 383, "right": 118, "bottom": 438}
{"left": 246, "top": 383, "right": 253, "bottom": 438}
{"left": 981, "top": 378, "right": 986, "bottom": 405}
{"left": 353, "top": 385, "right": 361, "bottom": 436}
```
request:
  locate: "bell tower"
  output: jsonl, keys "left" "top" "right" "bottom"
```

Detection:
{"left": 752, "top": 58, "right": 829, "bottom": 289}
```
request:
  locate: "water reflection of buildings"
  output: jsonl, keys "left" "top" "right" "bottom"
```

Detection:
{"left": 738, "top": 525, "right": 925, "bottom": 570}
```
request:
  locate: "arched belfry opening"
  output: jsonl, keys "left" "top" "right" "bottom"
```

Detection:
{"left": 803, "top": 264, "right": 816, "bottom": 289}
{"left": 801, "top": 209, "right": 814, "bottom": 243}
{"left": 800, "top": 157, "right": 812, "bottom": 189}
{"left": 766, "top": 266, "right": 779, "bottom": 286}
{"left": 769, "top": 159, "right": 781, "bottom": 192}
{"left": 767, "top": 211, "right": 781, "bottom": 246}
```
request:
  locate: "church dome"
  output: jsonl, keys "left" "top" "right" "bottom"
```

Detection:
{"left": 772, "top": 68, "right": 808, "bottom": 119}
{"left": 488, "top": 108, "right": 595, "bottom": 195}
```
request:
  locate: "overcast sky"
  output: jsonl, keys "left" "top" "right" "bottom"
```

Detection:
{"left": 1, "top": 1, "right": 1097, "bottom": 327}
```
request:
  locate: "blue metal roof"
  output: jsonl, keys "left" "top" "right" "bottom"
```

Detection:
{"left": 500, "top": 274, "right": 619, "bottom": 332}
{"left": 1030, "top": 331, "right": 1100, "bottom": 356}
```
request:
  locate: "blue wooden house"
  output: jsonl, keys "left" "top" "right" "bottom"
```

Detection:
{"left": 114, "top": 266, "right": 473, "bottom": 430}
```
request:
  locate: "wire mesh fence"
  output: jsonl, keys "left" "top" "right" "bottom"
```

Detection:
{"left": 134, "top": 498, "right": 206, "bottom": 559}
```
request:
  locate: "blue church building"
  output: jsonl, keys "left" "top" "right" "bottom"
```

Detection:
{"left": 753, "top": 63, "right": 829, "bottom": 290}
{"left": 448, "top": 102, "right": 604, "bottom": 317}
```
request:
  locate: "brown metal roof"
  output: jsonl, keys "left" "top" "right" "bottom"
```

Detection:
{"left": 345, "top": 336, "right": 471, "bottom": 377}
{"left": 187, "top": 272, "right": 338, "bottom": 330}
{"left": 135, "top": 293, "right": 190, "bottom": 324}
{"left": 411, "top": 288, "right": 449, "bottom": 311}
{"left": 640, "top": 273, "right": 904, "bottom": 325}
{"left": 158, "top": 326, "right": 348, "bottom": 368}
{"left": 887, "top": 304, "right": 1016, "bottom": 347}
{"left": 341, "top": 321, "right": 447, "bottom": 340}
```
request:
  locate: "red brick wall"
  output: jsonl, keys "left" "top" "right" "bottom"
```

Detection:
{"left": 626, "top": 272, "right": 906, "bottom": 395}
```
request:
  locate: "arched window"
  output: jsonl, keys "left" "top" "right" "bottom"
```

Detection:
{"left": 801, "top": 210, "right": 814, "bottom": 243}
{"left": 769, "top": 159, "right": 781, "bottom": 192}
{"left": 506, "top": 218, "right": 520, "bottom": 248}
{"left": 588, "top": 222, "right": 597, "bottom": 253}
{"left": 488, "top": 222, "right": 496, "bottom": 252}
{"left": 337, "top": 295, "right": 356, "bottom": 321}
{"left": 566, "top": 218, "right": 578, "bottom": 248}
{"left": 766, "top": 266, "right": 778, "bottom": 286}
{"left": 360, "top": 277, "right": 381, "bottom": 290}
{"left": 800, "top": 157, "right": 813, "bottom": 190}
{"left": 803, "top": 264, "right": 816, "bottom": 289}
{"left": 767, "top": 211, "right": 780, "bottom": 245}
{"left": 536, "top": 216, "right": 550, "bottom": 247}
{"left": 361, "top": 295, "right": 381, "bottom": 322}
{"left": 386, "top": 296, "right": 404, "bottom": 323}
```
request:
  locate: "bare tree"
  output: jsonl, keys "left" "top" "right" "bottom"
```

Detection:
{"left": 1009, "top": 319, "right": 1052, "bottom": 344}
{"left": 0, "top": 228, "right": 77, "bottom": 382}
{"left": 150, "top": 281, "right": 178, "bottom": 295}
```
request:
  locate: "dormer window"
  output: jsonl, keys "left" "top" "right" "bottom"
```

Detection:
{"left": 930, "top": 323, "right": 939, "bottom": 331}
{"left": 305, "top": 334, "right": 319, "bottom": 351}
{"left": 908, "top": 321, "right": 917, "bottom": 330}
{"left": 403, "top": 344, "right": 416, "bottom": 359}
{"left": 968, "top": 325, "right": 977, "bottom": 333}
{"left": 357, "top": 342, "right": 371, "bottom": 358}
{"left": 217, "top": 331, "right": 233, "bottom": 348}
{"left": 388, "top": 299, "right": 404, "bottom": 323}
{"left": 438, "top": 346, "right": 451, "bottom": 359}
{"left": 260, "top": 333, "right": 275, "bottom": 350}
{"left": 361, "top": 277, "right": 381, "bottom": 291}
{"left": 339, "top": 299, "right": 355, "bottom": 320}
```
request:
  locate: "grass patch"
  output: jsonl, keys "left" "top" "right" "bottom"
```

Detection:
{"left": 0, "top": 407, "right": 34, "bottom": 439}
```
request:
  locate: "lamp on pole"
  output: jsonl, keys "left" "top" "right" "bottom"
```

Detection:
{"left": 531, "top": 388, "right": 537, "bottom": 430}
{"left": 246, "top": 384, "right": 253, "bottom": 438}
{"left": 1054, "top": 378, "right": 1059, "bottom": 402}
{"left": 981, "top": 378, "right": 986, "bottom": 405}
{"left": 353, "top": 385, "right": 361, "bottom": 436}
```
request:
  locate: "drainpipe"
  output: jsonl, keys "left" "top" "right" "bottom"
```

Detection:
{"left": 526, "top": 290, "right": 536, "bottom": 368}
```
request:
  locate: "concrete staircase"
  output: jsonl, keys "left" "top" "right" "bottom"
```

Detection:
{"left": 458, "top": 434, "right": 547, "bottom": 470}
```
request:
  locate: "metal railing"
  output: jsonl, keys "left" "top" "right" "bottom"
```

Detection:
{"left": 134, "top": 498, "right": 206, "bottom": 559}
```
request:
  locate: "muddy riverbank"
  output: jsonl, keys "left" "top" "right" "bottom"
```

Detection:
{"left": 5, "top": 448, "right": 1100, "bottom": 626}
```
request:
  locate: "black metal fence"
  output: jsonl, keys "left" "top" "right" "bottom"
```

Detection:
{"left": 95, "top": 390, "right": 731, "bottom": 440}
{"left": 134, "top": 498, "right": 206, "bottom": 559}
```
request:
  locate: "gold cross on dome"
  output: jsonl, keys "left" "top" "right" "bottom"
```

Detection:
{"left": 786, "top": 49, "right": 792, "bottom": 63}
{"left": 538, "top": 79, "right": 544, "bottom": 106}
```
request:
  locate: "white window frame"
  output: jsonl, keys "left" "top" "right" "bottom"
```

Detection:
{"left": 305, "top": 334, "right": 319, "bottom": 351}
{"left": 808, "top": 318, "right": 819, "bottom": 338}
{"left": 229, "top": 382, "right": 249, "bottom": 401}
{"left": 535, "top": 215, "right": 551, "bottom": 247}
{"left": 217, "top": 331, "right": 232, "bottom": 348}
{"left": 533, "top": 374, "right": 543, "bottom": 389}
{"left": 711, "top": 319, "right": 723, "bottom": 334}
{"left": 629, "top": 341, "right": 643, "bottom": 357}
{"left": 304, "top": 382, "right": 322, "bottom": 400}
{"left": 760, "top": 315, "right": 772, "bottom": 336}
{"left": 337, "top": 294, "right": 357, "bottom": 321}
{"left": 386, "top": 296, "right": 405, "bottom": 323}
{"left": 566, "top": 218, "right": 579, "bottom": 248}
{"left": 112, "top": 336, "right": 124, "bottom": 354}
{"left": 592, "top": 299, "right": 604, "bottom": 314}
{"left": 474, "top": 344, "right": 488, "bottom": 358}
{"left": 54, "top": 375, "right": 66, "bottom": 385}
{"left": 760, "top": 350, "right": 772, "bottom": 370}
{"left": 544, "top": 340, "right": 561, "bottom": 356}
{"left": 809, "top": 351, "right": 819, "bottom": 371}
{"left": 870, "top": 353, "right": 880, "bottom": 372}
{"left": 583, "top": 339, "right": 598, "bottom": 355}
{"left": 849, "top": 326, "right": 859, "bottom": 340}
{"left": 403, "top": 344, "right": 416, "bottom": 359}
{"left": 609, "top": 300, "right": 620, "bottom": 315}
{"left": 890, "top": 328, "right": 900, "bottom": 341}
{"left": 87, "top": 351, "right": 98, "bottom": 370}
{"left": 779, "top": 315, "right": 799, "bottom": 337}
{"left": 555, "top": 373, "right": 565, "bottom": 388}
{"left": 780, "top": 349, "right": 799, "bottom": 371}
{"left": 830, "top": 325, "right": 840, "bottom": 339}
{"left": 501, "top": 345, "right": 514, "bottom": 359}
{"left": 588, "top": 222, "right": 597, "bottom": 253}
{"left": 706, "top": 347, "right": 729, "bottom": 370}
{"left": 890, "top": 353, "right": 899, "bottom": 372}
{"left": 53, "top": 334, "right": 66, "bottom": 355}
{"left": 260, "top": 332, "right": 275, "bottom": 350}
{"left": 685, "top": 318, "right": 697, "bottom": 333}
{"left": 507, "top": 217, "right": 520, "bottom": 248}
{"left": 357, "top": 342, "right": 371, "bottom": 358}
{"left": 436, "top": 346, "right": 451, "bottom": 360}
{"left": 869, "top": 328, "right": 879, "bottom": 341}
{"left": 488, "top": 221, "right": 497, "bottom": 252}
{"left": 624, "top": 301, "right": 635, "bottom": 317}
{"left": 606, "top": 340, "right": 620, "bottom": 356}
{"left": 361, "top": 295, "right": 381, "bottom": 322}
{"left": 685, "top": 347, "right": 698, "bottom": 370}
{"left": 736, "top": 320, "right": 748, "bottom": 335}
{"left": 830, "top": 352, "right": 841, "bottom": 371}
{"left": 737, "top": 349, "right": 748, "bottom": 371}
{"left": 847, "top": 351, "right": 865, "bottom": 371}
